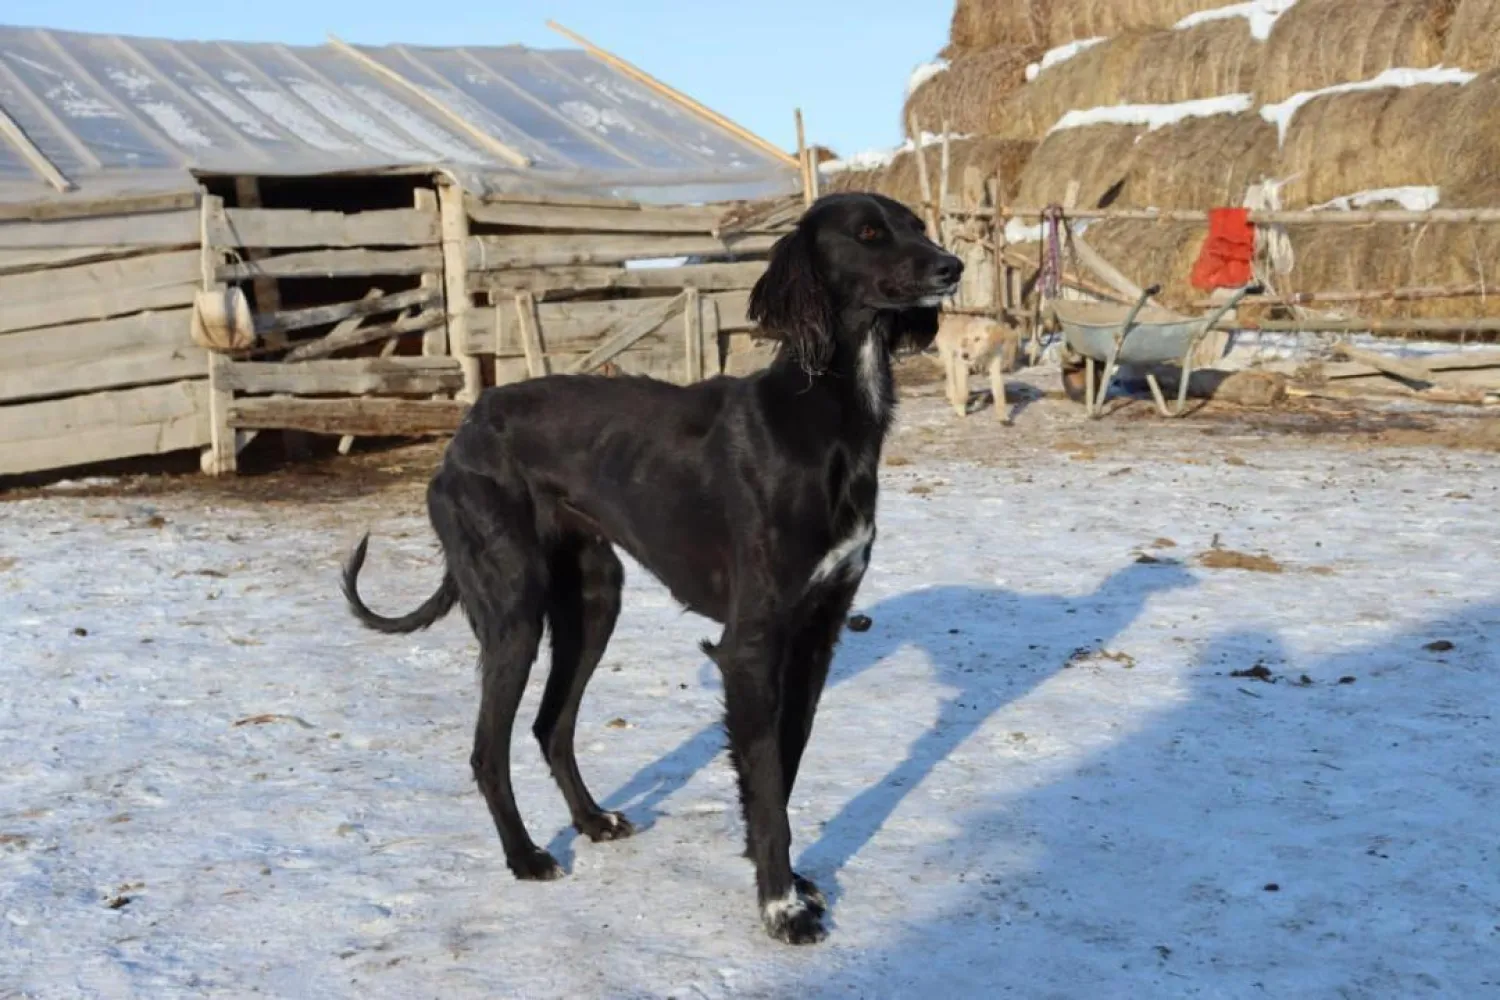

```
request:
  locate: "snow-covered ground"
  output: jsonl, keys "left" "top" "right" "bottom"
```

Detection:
{"left": 2, "top": 398, "right": 1498, "bottom": 998}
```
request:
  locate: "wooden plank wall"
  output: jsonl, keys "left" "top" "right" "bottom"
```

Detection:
{"left": 0, "top": 193, "right": 209, "bottom": 477}
{"left": 461, "top": 192, "right": 787, "bottom": 386}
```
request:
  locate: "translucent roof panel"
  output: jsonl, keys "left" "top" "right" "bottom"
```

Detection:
{"left": 0, "top": 24, "right": 797, "bottom": 204}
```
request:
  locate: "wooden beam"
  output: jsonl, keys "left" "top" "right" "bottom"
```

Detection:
{"left": 544, "top": 20, "right": 799, "bottom": 168}
{"left": 325, "top": 34, "right": 532, "bottom": 169}
{"left": 281, "top": 308, "right": 446, "bottom": 363}
{"left": 0, "top": 210, "right": 200, "bottom": 250}
{"left": 258, "top": 287, "right": 440, "bottom": 337}
{"left": 468, "top": 260, "right": 766, "bottom": 295}
{"left": 220, "top": 357, "right": 466, "bottom": 396}
{"left": 414, "top": 189, "right": 446, "bottom": 359}
{"left": 440, "top": 182, "right": 482, "bottom": 402}
{"left": 227, "top": 396, "right": 469, "bottom": 436}
{"left": 211, "top": 207, "right": 439, "bottom": 249}
{"left": 467, "top": 231, "right": 779, "bottom": 270}
{"left": 470, "top": 290, "right": 752, "bottom": 355}
{"left": 1328, "top": 342, "right": 1452, "bottom": 389}
{"left": 513, "top": 292, "right": 549, "bottom": 378}
{"left": 217, "top": 246, "right": 441, "bottom": 281}
{"left": 996, "top": 207, "right": 1500, "bottom": 225}
{"left": 0, "top": 102, "right": 74, "bottom": 192}
{"left": 465, "top": 196, "right": 747, "bottom": 234}
{"left": 568, "top": 292, "right": 687, "bottom": 374}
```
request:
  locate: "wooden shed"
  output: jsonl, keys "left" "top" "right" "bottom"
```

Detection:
{"left": 0, "top": 23, "right": 800, "bottom": 479}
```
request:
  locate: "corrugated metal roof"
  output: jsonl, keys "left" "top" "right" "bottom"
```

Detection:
{"left": 0, "top": 25, "right": 796, "bottom": 204}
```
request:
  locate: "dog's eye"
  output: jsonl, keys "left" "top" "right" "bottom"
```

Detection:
{"left": 857, "top": 225, "right": 883, "bottom": 242}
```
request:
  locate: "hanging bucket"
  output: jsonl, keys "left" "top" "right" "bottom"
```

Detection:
{"left": 190, "top": 285, "right": 255, "bottom": 352}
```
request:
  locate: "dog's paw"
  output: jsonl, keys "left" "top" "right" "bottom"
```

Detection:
{"left": 792, "top": 872, "right": 826, "bottom": 915}
{"left": 578, "top": 810, "right": 635, "bottom": 843}
{"left": 508, "top": 848, "right": 565, "bottom": 882}
{"left": 762, "top": 887, "right": 828, "bottom": 945}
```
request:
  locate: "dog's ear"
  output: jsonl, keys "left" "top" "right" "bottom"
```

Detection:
{"left": 748, "top": 225, "right": 834, "bottom": 374}
{"left": 888, "top": 304, "right": 941, "bottom": 354}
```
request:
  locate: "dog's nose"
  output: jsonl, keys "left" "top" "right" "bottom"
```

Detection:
{"left": 933, "top": 256, "right": 964, "bottom": 285}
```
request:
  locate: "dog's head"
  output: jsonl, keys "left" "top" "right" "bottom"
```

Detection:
{"left": 748, "top": 192, "right": 962, "bottom": 373}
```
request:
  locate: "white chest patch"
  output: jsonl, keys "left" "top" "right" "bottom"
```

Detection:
{"left": 857, "top": 336, "right": 886, "bottom": 419}
{"left": 808, "top": 520, "right": 874, "bottom": 588}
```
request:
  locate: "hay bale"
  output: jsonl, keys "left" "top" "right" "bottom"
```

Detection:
{"left": 1275, "top": 83, "right": 1459, "bottom": 207}
{"left": 990, "top": 22, "right": 1259, "bottom": 140}
{"left": 1441, "top": 70, "right": 1500, "bottom": 199}
{"left": 1256, "top": 0, "right": 1452, "bottom": 104}
{"left": 1123, "top": 112, "right": 1278, "bottom": 209}
{"left": 1014, "top": 124, "right": 1144, "bottom": 209}
{"left": 948, "top": 0, "right": 1050, "bottom": 56}
{"left": 1282, "top": 226, "right": 1500, "bottom": 319}
{"left": 1045, "top": 0, "right": 1229, "bottom": 45}
{"left": 904, "top": 46, "right": 1040, "bottom": 138}
{"left": 1446, "top": 0, "right": 1500, "bottom": 70}
{"left": 1078, "top": 219, "right": 1207, "bottom": 308}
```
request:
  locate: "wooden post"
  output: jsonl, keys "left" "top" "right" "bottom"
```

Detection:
{"left": 907, "top": 112, "right": 938, "bottom": 235}
{"left": 795, "top": 109, "right": 812, "bottom": 207}
{"left": 414, "top": 188, "right": 446, "bottom": 358}
{"left": 988, "top": 176, "right": 1008, "bottom": 314}
{"left": 938, "top": 122, "right": 952, "bottom": 246}
{"left": 199, "top": 194, "right": 237, "bottom": 476}
{"left": 683, "top": 286, "right": 704, "bottom": 383}
{"left": 438, "top": 180, "right": 481, "bottom": 403}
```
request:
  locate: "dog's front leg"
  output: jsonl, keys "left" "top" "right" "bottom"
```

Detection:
{"left": 714, "top": 620, "right": 826, "bottom": 945}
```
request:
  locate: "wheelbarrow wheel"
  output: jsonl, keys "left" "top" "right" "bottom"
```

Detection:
{"left": 1060, "top": 359, "right": 1105, "bottom": 404}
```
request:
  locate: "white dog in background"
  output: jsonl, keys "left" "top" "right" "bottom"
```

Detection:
{"left": 934, "top": 312, "right": 1022, "bottom": 419}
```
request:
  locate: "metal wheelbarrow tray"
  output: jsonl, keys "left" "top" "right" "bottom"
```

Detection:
{"left": 1050, "top": 283, "right": 1257, "bottom": 418}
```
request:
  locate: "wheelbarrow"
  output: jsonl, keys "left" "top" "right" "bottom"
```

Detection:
{"left": 1051, "top": 283, "right": 1259, "bottom": 418}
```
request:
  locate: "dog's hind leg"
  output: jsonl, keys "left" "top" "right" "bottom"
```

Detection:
{"left": 534, "top": 536, "right": 633, "bottom": 843}
{"left": 429, "top": 467, "right": 559, "bottom": 881}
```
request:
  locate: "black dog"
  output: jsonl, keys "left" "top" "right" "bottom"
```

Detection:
{"left": 341, "top": 192, "right": 962, "bottom": 944}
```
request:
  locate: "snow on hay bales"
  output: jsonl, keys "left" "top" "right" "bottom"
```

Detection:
{"left": 1255, "top": 0, "right": 1454, "bottom": 103}
{"left": 1275, "top": 83, "right": 1461, "bottom": 207}
{"left": 982, "top": 22, "right": 1261, "bottom": 141}
{"left": 1445, "top": 0, "right": 1500, "bottom": 70}
{"left": 904, "top": 46, "right": 1041, "bottom": 137}
{"left": 1044, "top": 0, "right": 1232, "bottom": 45}
{"left": 824, "top": 137, "right": 1035, "bottom": 209}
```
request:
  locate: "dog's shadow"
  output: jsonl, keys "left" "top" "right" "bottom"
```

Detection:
{"left": 549, "top": 559, "right": 1196, "bottom": 908}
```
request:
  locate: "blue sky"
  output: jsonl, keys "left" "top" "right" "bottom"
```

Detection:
{"left": 4, "top": 1, "right": 950, "bottom": 159}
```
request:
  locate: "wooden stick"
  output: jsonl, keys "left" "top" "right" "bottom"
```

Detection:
{"left": 907, "top": 113, "right": 938, "bottom": 235}
{"left": 1070, "top": 232, "right": 1156, "bottom": 305}
{"left": 282, "top": 309, "right": 445, "bottom": 363}
{"left": 986, "top": 207, "right": 1500, "bottom": 225}
{"left": 938, "top": 124, "right": 952, "bottom": 220}
{"left": 1222, "top": 317, "right": 1500, "bottom": 335}
{"left": 0, "top": 102, "right": 74, "bottom": 192}
{"left": 514, "top": 292, "right": 548, "bottom": 379}
{"left": 325, "top": 34, "right": 531, "bottom": 169}
{"left": 1328, "top": 342, "right": 1450, "bottom": 388}
{"left": 545, "top": 21, "right": 799, "bottom": 168}
{"left": 259, "top": 287, "right": 438, "bottom": 337}
{"left": 1194, "top": 283, "right": 1498, "bottom": 308}
{"left": 795, "top": 109, "right": 812, "bottom": 207}
{"left": 568, "top": 292, "right": 687, "bottom": 374}
{"left": 1286, "top": 383, "right": 1492, "bottom": 407}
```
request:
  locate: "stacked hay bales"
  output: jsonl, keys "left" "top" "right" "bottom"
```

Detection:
{"left": 1445, "top": 0, "right": 1500, "bottom": 70}
{"left": 861, "top": 0, "right": 1500, "bottom": 326}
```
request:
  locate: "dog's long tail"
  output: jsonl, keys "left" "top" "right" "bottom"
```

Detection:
{"left": 341, "top": 534, "right": 458, "bottom": 634}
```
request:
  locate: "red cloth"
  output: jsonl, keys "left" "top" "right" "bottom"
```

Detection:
{"left": 1190, "top": 207, "right": 1255, "bottom": 290}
